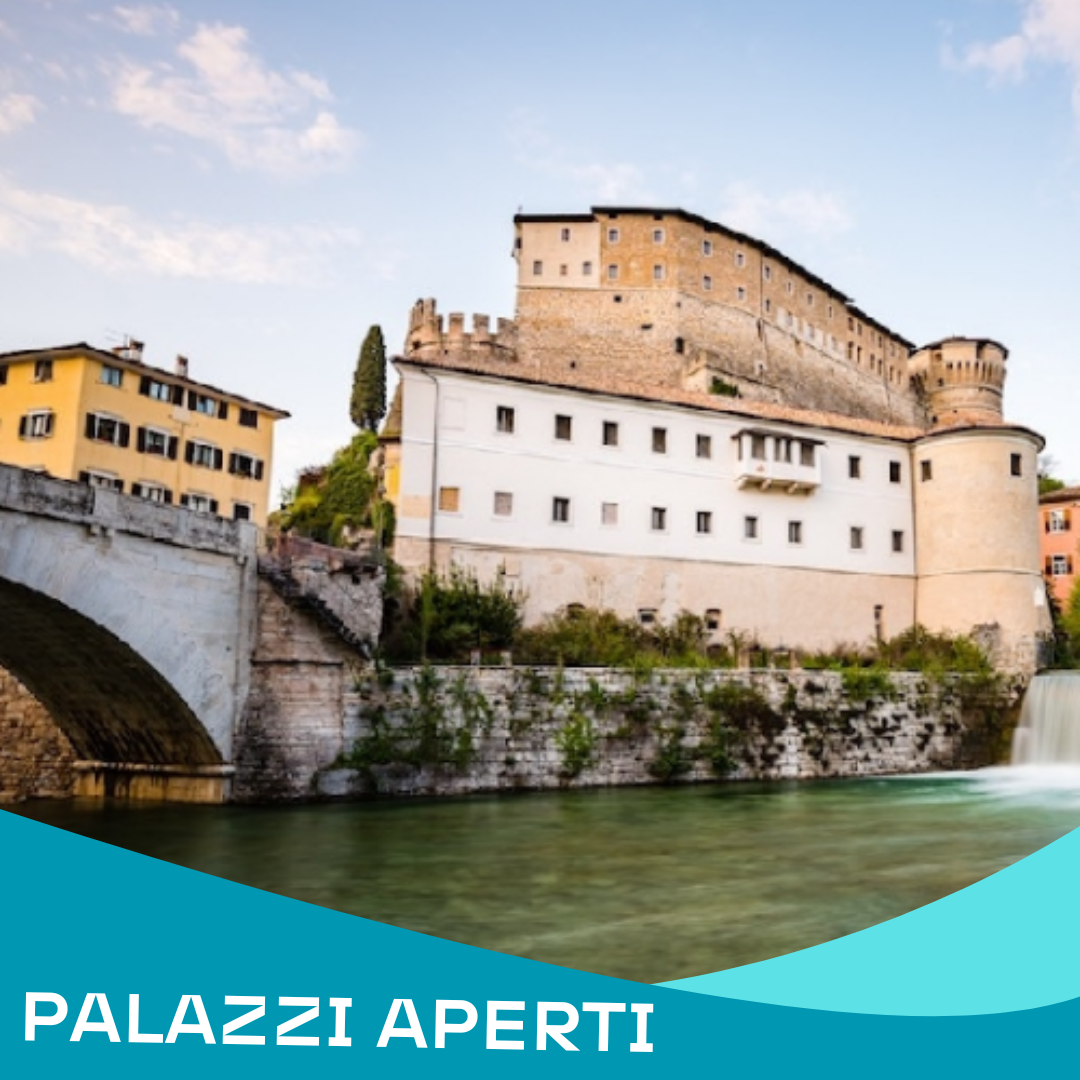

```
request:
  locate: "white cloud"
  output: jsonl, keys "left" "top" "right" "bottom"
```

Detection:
{"left": 109, "top": 21, "right": 359, "bottom": 175}
{"left": 0, "top": 92, "right": 40, "bottom": 134}
{"left": 112, "top": 3, "right": 180, "bottom": 37}
{"left": 717, "top": 183, "right": 853, "bottom": 240}
{"left": 0, "top": 175, "right": 360, "bottom": 283}
{"left": 959, "top": 0, "right": 1080, "bottom": 119}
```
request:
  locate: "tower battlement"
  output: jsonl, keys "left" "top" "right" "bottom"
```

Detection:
{"left": 908, "top": 337, "right": 1007, "bottom": 425}
{"left": 404, "top": 299, "right": 517, "bottom": 364}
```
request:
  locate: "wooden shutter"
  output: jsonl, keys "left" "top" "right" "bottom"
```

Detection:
{"left": 218, "top": 401, "right": 228, "bottom": 421}
{"left": 44, "top": 413, "right": 53, "bottom": 437}
{"left": 85, "top": 413, "right": 97, "bottom": 439}
{"left": 118, "top": 422, "right": 130, "bottom": 448}
{"left": 210, "top": 499, "right": 219, "bottom": 514}
{"left": 1046, "top": 556, "right": 1054, "bottom": 576}
{"left": 132, "top": 483, "right": 143, "bottom": 498}
{"left": 18, "top": 415, "right": 28, "bottom": 438}
{"left": 184, "top": 441, "right": 195, "bottom": 464}
{"left": 1066, "top": 509, "right": 1073, "bottom": 531}
{"left": 78, "top": 471, "right": 89, "bottom": 484}
{"left": 228, "top": 452, "right": 238, "bottom": 475}
{"left": 167, "top": 436, "right": 179, "bottom": 461}
{"left": 213, "top": 448, "right": 224, "bottom": 471}
{"left": 254, "top": 460, "right": 264, "bottom": 481}
{"left": 139, "top": 375, "right": 151, "bottom": 396}
{"left": 113, "top": 479, "right": 124, "bottom": 493}
{"left": 187, "top": 390, "right": 198, "bottom": 410}
{"left": 171, "top": 384, "right": 184, "bottom": 406}
{"left": 136, "top": 427, "right": 147, "bottom": 452}
{"left": 179, "top": 494, "right": 190, "bottom": 507}
{"left": 163, "top": 489, "right": 173, "bottom": 505}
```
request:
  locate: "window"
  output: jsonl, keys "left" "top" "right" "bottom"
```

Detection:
{"left": 702, "top": 239, "right": 713, "bottom": 256}
{"left": 607, "top": 227, "right": 620, "bottom": 243}
{"left": 131, "top": 482, "right": 172, "bottom": 505}
{"left": 438, "top": 486, "right": 460, "bottom": 513}
{"left": 78, "top": 470, "right": 123, "bottom": 492}
{"left": 763, "top": 265, "right": 772, "bottom": 281}
{"left": 892, "top": 530, "right": 905, "bottom": 553}
{"left": 848, "top": 455, "right": 861, "bottom": 479}
{"left": 652, "top": 427, "right": 667, "bottom": 453}
{"left": 744, "top": 515, "right": 759, "bottom": 540}
{"left": 652, "top": 228, "right": 665, "bottom": 243}
{"left": 786, "top": 281, "right": 794, "bottom": 295}
{"left": 139, "top": 376, "right": 182, "bottom": 404}
{"left": 651, "top": 507, "right": 667, "bottom": 531}
{"left": 34, "top": 359, "right": 52, "bottom": 382}
{"left": 532, "top": 260, "right": 543, "bottom": 276}
{"left": 1048, "top": 509, "right": 1071, "bottom": 533}
{"left": 653, "top": 264, "right": 665, "bottom": 281}
{"left": 736, "top": 286, "right": 747, "bottom": 301}
{"left": 552, "top": 496, "right": 571, "bottom": 523}
{"left": 185, "top": 440, "right": 223, "bottom": 470}
{"left": 239, "top": 407, "right": 259, "bottom": 429}
{"left": 788, "top": 521, "right": 803, "bottom": 545}
{"left": 1051, "top": 554, "right": 1072, "bottom": 576}
{"left": 19, "top": 410, "right": 54, "bottom": 439}
{"left": 607, "top": 264, "right": 619, "bottom": 281}
{"left": 751, "top": 434, "right": 766, "bottom": 460}
{"left": 602, "top": 421, "right": 619, "bottom": 447}
{"left": 703, "top": 275, "right": 712, "bottom": 291}
{"left": 582, "top": 261, "right": 593, "bottom": 276}
{"left": 560, "top": 227, "right": 571, "bottom": 242}
{"left": 100, "top": 365, "right": 123, "bottom": 387}
{"left": 136, "top": 426, "right": 178, "bottom": 459}
{"left": 696, "top": 511, "right": 712, "bottom": 534}
{"left": 850, "top": 526, "right": 864, "bottom": 551}
{"left": 806, "top": 292, "right": 814, "bottom": 307}
{"left": 233, "top": 503, "right": 253, "bottom": 522}
{"left": 921, "top": 460, "right": 933, "bottom": 482}
{"left": 1011, "top": 453, "right": 1022, "bottom": 477}
{"left": 735, "top": 251, "right": 746, "bottom": 267}
{"left": 638, "top": 609, "right": 657, "bottom": 626}
{"left": 194, "top": 393, "right": 225, "bottom": 419}
{"left": 493, "top": 491, "right": 513, "bottom": 517}
{"left": 764, "top": 298, "right": 772, "bottom": 314}
{"left": 776, "top": 438, "right": 793, "bottom": 464}
{"left": 228, "top": 452, "right": 264, "bottom": 480}
{"left": 84, "top": 413, "right": 131, "bottom": 447}
{"left": 889, "top": 460, "right": 902, "bottom": 484}
{"left": 696, "top": 434, "right": 712, "bottom": 459}
{"left": 496, "top": 405, "right": 515, "bottom": 434}
{"left": 705, "top": 609, "right": 721, "bottom": 632}
{"left": 601, "top": 502, "right": 619, "bottom": 526}
{"left": 555, "top": 414, "right": 572, "bottom": 440}
{"left": 181, "top": 493, "right": 219, "bottom": 514}
{"left": 800, "top": 442, "right": 815, "bottom": 467}
{"left": 559, "top": 264, "right": 568, "bottom": 277}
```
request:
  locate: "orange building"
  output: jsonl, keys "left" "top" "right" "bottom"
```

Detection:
{"left": 1040, "top": 487, "right": 1080, "bottom": 605}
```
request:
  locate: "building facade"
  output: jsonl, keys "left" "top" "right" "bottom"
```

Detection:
{"left": 1039, "top": 487, "right": 1080, "bottom": 606}
{"left": 385, "top": 207, "right": 1050, "bottom": 671}
{"left": 0, "top": 343, "right": 288, "bottom": 526}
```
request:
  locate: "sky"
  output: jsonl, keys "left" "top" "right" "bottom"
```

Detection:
{"left": 1, "top": 0, "right": 1079, "bottom": 495}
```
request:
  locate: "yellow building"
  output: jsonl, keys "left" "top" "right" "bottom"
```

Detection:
{"left": 0, "top": 342, "right": 288, "bottom": 526}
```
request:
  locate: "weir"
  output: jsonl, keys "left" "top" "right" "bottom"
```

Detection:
{"left": 1011, "top": 673, "right": 1080, "bottom": 765}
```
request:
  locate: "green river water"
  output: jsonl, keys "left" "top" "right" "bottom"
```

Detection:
{"left": 12, "top": 768, "right": 1080, "bottom": 983}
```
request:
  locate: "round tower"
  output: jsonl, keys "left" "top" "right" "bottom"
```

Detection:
{"left": 908, "top": 337, "right": 1007, "bottom": 426}
{"left": 912, "top": 423, "right": 1050, "bottom": 673}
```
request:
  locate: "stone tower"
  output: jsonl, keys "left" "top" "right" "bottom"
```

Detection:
{"left": 908, "top": 337, "right": 1007, "bottom": 426}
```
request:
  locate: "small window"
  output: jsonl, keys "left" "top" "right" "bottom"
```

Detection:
{"left": 496, "top": 405, "right": 515, "bottom": 434}
{"left": 921, "top": 460, "right": 933, "bottom": 482}
{"left": 735, "top": 251, "right": 746, "bottom": 268}
{"left": 1048, "top": 509, "right": 1071, "bottom": 533}
{"left": 889, "top": 460, "right": 901, "bottom": 484}
{"left": 751, "top": 434, "right": 767, "bottom": 461}
{"left": 653, "top": 228, "right": 665, "bottom": 243}
{"left": 850, "top": 526, "right": 864, "bottom": 551}
{"left": 763, "top": 265, "right": 772, "bottom": 281}
{"left": 187, "top": 391, "right": 221, "bottom": 417}
{"left": 651, "top": 507, "right": 667, "bottom": 531}
{"left": 736, "top": 286, "right": 747, "bottom": 301}
{"left": 239, "top": 407, "right": 259, "bottom": 429}
{"left": 1052, "top": 554, "right": 1072, "bottom": 576}
{"left": 696, "top": 511, "right": 712, "bottom": 535}
{"left": 602, "top": 421, "right": 619, "bottom": 447}
{"left": 34, "top": 359, "right": 53, "bottom": 382}
{"left": 892, "top": 530, "right": 905, "bottom": 553}
{"left": 228, "top": 452, "right": 264, "bottom": 480}
{"left": 776, "top": 439, "right": 793, "bottom": 464}
{"left": 560, "top": 227, "right": 571, "bottom": 242}
{"left": 493, "top": 491, "right": 513, "bottom": 517}
{"left": 438, "top": 486, "right": 460, "bottom": 513}
{"left": 233, "top": 503, "right": 253, "bottom": 522}
{"left": 638, "top": 609, "right": 657, "bottom": 626}
{"left": 607, "top": 264, "right": 619, "bottom": 281}
{"left": 19, "top": 410, "right": 54, "bottom": 439}
{"left": 532, "top": 260, "right": 543, "bottom": 276}
{"left": 849, "top": 455, "right": 861, "bottom": 479}
{"left": 696, "top": 434, "right": 712, "bottom": 459}
{"left": 788, "top": 521, "right": 803, "bottom": 545}
{"left": 652, "top": 427, "right": 667, "bottom": 454}
{"left": 800, "top": 442, "right": 815, "bottom": 467}
{"left": 140, "top": 376, "right": 178, "bottom": 403}
{"left": 552, "top": 496, "right": 571, "bottom": 523}
{"left": 559, "top": 264, "right": 568, "bottom": 277}
{"left": 137, "top": 426, "right": 177, "bottom": 459}
{"left": 806, "top": 292, "right": 814, "bottom": 307}
{"left": 764, "top": 298, "right": 772, "bottom": 314}
{"left": 555, "top": 414, "right": 572, "bottom": 440}
{"left": 786, "top": 281, "right": 794, "bottom": 295}
{"left": 744, "top": 515, "right": 759, "bottom": 540}
{"left": 704, "top": 609, "right": 721, "bottom": 632}
{"left": 84, "top": 413, "right": 130, "bottom": 447}
{"left": 100, "top": 365, "right": 123, "bottom": 387}
{"left": 702, "top": 239, "right": 713, "bottom": 256}
{"left": 185, "top": 440, "right": 222, "bottom": 470}
{"left": 131, "top": 482, "right": 172, "bottom": 505}
{"left": 601, "top": 502, "right": 619, "bottom": 526}
{"left": 582, "top": 261, "right": 593, "bottom": 276}
{"left": 1011, "top": 453, "right": 1022, "bottom": 477}
{"left": 703, "top": 275, "right": 712, "bottom": 291}
{"left": 607, "top": 227, "right": 620, "bottom": 243}
{"left": 674, "top": 337, "right": 685, "bottom": 355}
{"left": 181, "top": 493, "right": 218, "bottom": 515}
{"left": 653, "top": 264, "right": 665, "bottom": 281}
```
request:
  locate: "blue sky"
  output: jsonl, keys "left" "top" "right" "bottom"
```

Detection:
{"left": 2, "top": 0, "right": 1079, "bottom": 493}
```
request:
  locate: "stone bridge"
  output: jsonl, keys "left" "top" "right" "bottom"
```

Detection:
{"left": 0, "top": 464, "right": 383, "bottom": 802}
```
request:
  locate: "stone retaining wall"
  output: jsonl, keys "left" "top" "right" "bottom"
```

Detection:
{"left": 0, "top": 668, "right": 75, "bottom": 802}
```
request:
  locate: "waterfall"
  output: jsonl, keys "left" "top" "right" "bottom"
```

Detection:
{"left": 1012, "top": 673, "right": 1080, "bottom": 765}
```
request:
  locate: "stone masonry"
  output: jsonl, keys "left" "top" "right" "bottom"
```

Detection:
{"left": 0, "top": 669, "right": 75, "bottom": 802}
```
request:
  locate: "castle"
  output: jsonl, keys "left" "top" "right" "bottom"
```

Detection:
{"left": 383, "top": 207, "right": 1049, "bottom": 671}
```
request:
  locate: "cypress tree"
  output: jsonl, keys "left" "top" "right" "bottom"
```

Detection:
{"left": 350, "top": 325, "right": 387, "bottom": 431}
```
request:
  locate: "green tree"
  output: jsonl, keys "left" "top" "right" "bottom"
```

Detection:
{"left": 351, "top": 325, "right": 387, "bottom": 432}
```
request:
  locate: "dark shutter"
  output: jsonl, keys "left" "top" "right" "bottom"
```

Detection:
{"left": 163, "top": 489, "right": 173, "bottom": 505}
{"left": 78, "top": 471, "right": 90, "bottom": 484}
{"left": 184, "top": 441, "right": 195, "bottom": 464}
{"left": 118, "top": 422, "right": 130, "bottom": 448}
{"left": 172, "top": 384, "right": 184, "bottom": 405}
{"left": 1046, "top": 557, "right": 1054, "bottom": 576}
{"left": 180, "top": 494, "right": 190, "bottom": 507}
{"left": 218, "top": 401, "right": 228, "bottom": 421}
{"left": 213, "top": 448, "right": 224, "bottom": 471}
{"left": 1070, "top": 557, "right": 1075, "bottom": 576}
{"left": 18, "top": 416, "right": 27, "bottom": 438}
{"left": 85, "top": 413, "right": 96, "bottom": 439}
{"left": 132, "top": 483, "right": 143, "bottom": 498}
{"left": 139, "top": 375, "right": 151, "bottom": 396}
{"left": 254, "top": 460, "right": 264, "bottom": 481}
{"left": 1045, "top": 518, "right": 1051, "bottom": 533}
{"left": 167, "top": 436, "right": 178, "bottom": 461}
{"left": 44, "top": 414, "right": 53, "bottom": 437}
{"left": 137, "top": 427, "right": 147, "bottom": 453}
{"left": 228, "top": 452, "right": 238, "bottom": 475}
{"left": 187, "top": 390, "right": 198, "bottom": 410}
{"left": 1067, "top": 509, "right": 1073, "bottom": 531}
{"left": 210, "top": 499, "right": 219, "bottom": 514}
{"left": 113, "top": 479, "right": 124, "bottom": 493}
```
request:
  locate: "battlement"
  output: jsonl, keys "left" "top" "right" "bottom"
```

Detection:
{"left": 404, "top": 299, "right": 517, "bottom": 363}
{"left": 908, "top": 337, "right": 1007, "bottom": 425}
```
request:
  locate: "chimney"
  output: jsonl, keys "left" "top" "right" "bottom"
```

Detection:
{"left": 175, "top": 355, "right": 189, "bottom": 379}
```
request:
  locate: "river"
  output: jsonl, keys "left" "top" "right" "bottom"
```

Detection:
{"left": 11, "top": 767, "right": 1080, "bottom": 983}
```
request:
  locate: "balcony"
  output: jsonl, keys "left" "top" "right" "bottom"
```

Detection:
{"left": 732, "top": 429, "right": 822, "bottom": 494}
